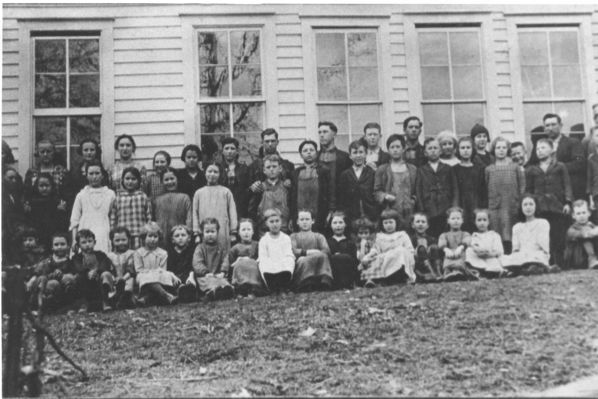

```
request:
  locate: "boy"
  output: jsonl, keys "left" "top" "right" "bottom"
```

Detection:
{"left": 192, "top": 218, "right": 234, "bottom": 300}
{"left": 525, "top": 138, "right": 572, "bottom": 266}
{"left": 338, "top": 139, "right": 377, "bottom": 224}
{"left": 470, "top": 124, "right": 495, "bottom": 167}
{"left": 248, "top": 154, "right": 291, "bottom": 235}
{"left": 107, "top": 227, "right": 136, "bottom": 309}
{"left": 511, "top": 141, "right": 527, "bottom": 170}
{"left": 564, "top": 200, "right": 598, "bottom": 269}
{"left": 15, "top": 227, "right": 47, "bottom": 271}
{"left": 415, "top": 138, "right": 459, "bottom": 238}
{"left": 409, "top": 213, "right": 442, "bottom": 282}
{"left": 29, "top": 232, "right": 76, "bottom": 311}
{"left": 71, "top": 229, "right": 115, "bottom": 312}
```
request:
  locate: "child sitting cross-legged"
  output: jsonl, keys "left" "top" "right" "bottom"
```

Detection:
{"left": 134, "top": 222, "right": 178, "bottom": 306}
{"left": 106, "top": 227, "right": 136, "bottom": 309}
{"left": 167, "top": 225, "right": 198, "bottom": 303}
{"left": 229, "top": 219, "right": 267, "bottom": 297}
{"left": 192, "top": 218, "right": 235, "bottom": 301}
{"left": 72, "top": 229, "right": 116, "bottom": 312}
{"left": 465, "top": 208, "right": 506, "bottom": 278}
{"left": 438, "top": 207, "right": 476, "bottom": 282}
{"left": 563, "top": 199, "right": 598, "bottom": 270}
{"left": 359, "top": 208, "right": 415, "bottom": 288}
{"left": 409, "top": 212, "right": 443, "bottom": 283}
{"left": 327, "top": 211, "right": 359, "bottom": 290}
{"left": 291, "top": 209, "right": 334, "bottom": 292}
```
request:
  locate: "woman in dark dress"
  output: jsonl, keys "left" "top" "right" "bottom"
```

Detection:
{"left": 453, "top": 137, "right": 486, "bottom": 232}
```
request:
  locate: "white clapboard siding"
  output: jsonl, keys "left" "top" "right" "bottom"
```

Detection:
{"left": 2, "top": 20, "right": 20, "bottom": 160}
{"left": 593, "top": 14, "right": 598, "bottom": 94}
{"left": 389, "top": 15, "right": 410, "bottom": 128}
{"left": 492, "top": 14, "right": 516, "bottom": 136}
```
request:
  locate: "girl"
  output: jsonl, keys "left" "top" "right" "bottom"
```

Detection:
{"left": 290, "top": 140, "right": 333, "bottom": 232}
{"left": 25, "top": 140, "right": 71, "bottom": 206}
{"left": 327, "top": 211, "right": 358, "bottom": 290}
{"left": 438, "top": 207, "right": 475, "bottom": 281}
{"left": 229, "top": 219, "right": 267, "bottom": 297}
{"left": 374, "top": 134, "right": 417, "bottom": 228}
{"left": 219, "top": 137, "right": 251, "bottom": 219}
{"left": 192, "top": 163, "right": 238, "bottom": 253}
{"left": 353, "top": 217, "right": 376, "bottom": 265}
{"left": 154, "top": 167, "right": 192, "bottom": 248}
{"left": 360, "top": 209, "right": 415, "bottom": 287}
{"left": 485, "top": 137, "right": 525, "bottom": 253}
{"left": 145, "top": 150, "right": 171, "bottom": 203}
{"left": 176, "top": 144, "right": 206, "bottom": 200}
{"left": 134, "top": 222, "right": 177, "bottom": 306}
{"left": 410, "top": 212, "right": 443, "bottom": 282}
{"left": 167, "top": 225, "right": 198, "bottom": 302}
{"left": 70, "top": 160, "right": 115, "bottom": 254}
{"left": 465, "top": 209, "right": 505, "bottom": 277}
{"left": 70, "top": 139, "right": 108, "bottom": 196}
{"left": 110, "top": 167, "right": 152, "bottom": 249}
{"left": 109, "top": 134, "right": 146, "bottom": 193}
{"left": 454, "top": 137, "right": 487, "bottom": 232}
{"left": 563, "top": 200, "right": 598, "bottom": 270}
{"left": 502, "top": 195, "right": 552, "bottom": 275}
{"left": 291, "top": 210, "right": 334, "bottom": 292}
{"left": 106, "top": 227, "right": 136, "bottom": 309}
{"left": 258, "top": 208, "right": 295, "bottom": 292}
{"left": 437, "top": 130, "right": 460, "bottom": 166}
{"left": 25, "top": 173, "right": 68, "bottom": 249}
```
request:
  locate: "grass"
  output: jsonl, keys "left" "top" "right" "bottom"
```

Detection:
{"left": 35, "top": 270, "right": 598, "bottom": 397}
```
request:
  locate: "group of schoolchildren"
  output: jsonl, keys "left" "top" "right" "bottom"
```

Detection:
{"left": 3, "top": 112, "right": 598, "bottom": 314}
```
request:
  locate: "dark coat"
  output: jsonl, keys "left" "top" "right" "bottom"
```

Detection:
{"left": 167, "top": 243, "right": 196, "bottom": 281}
{"left": 176, "top": 168, "right": 207, "bottom": 200}
{"left": 374, "top": 162, "right": 417, "bottom": 213}
{"left": 290, "top": 163, "right": 333, "bottom": 232}
{"left": 415, "top": 162, "right": 459, "bottom": 218}
{"left": 374, "top": 150, "right": 391, "bottom": 167}
{"left": 247, "top": 149, "right": 295, "bottom": 185}
{"left": 555, "top": 135, "right": 586, "bottom": 200}
{"left": 219, "top": 160, "right": 251, "bottom": 218}
{"left": 586, "top": 153, "right": 598, "bottom": 198}
{"left": 318, "top": 147, "right": 352, "bottom": 200}
{"left": 473, "top": 152, "right": 495, "bottom": 167}
{"left": 72, "top": 250, "right": 113, "bottom": 279}
{"left": 525, "top": 159, "right": 573, "bottom": 214}
{"left": 404, "top": 142, "right": 426, "bottom": 167}
{"left": 338, "top": 166, "right": 378, "bottom": 223}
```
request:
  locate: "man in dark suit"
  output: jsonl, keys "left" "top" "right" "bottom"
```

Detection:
{"left": 403, "top": 116, "right": 426, "bottom": 167}
{"left": 544, "top": 113, "right": 586, "bottom": 200}
{"left": 362, "top": 122, "right": 390, "bottom": 171}
{"left": 317, "top": 121, "right": 352, "bottom": 207}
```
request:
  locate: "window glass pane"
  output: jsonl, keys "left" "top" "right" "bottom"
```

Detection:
{"left": 232, "top": 65, "right": 261, "bottom": 96}
{"left": 422, "top": 104, "right": 452, "bottom": 137}
{"left": 69, "top": 39, "right": 99, "bottom": 73}
{"left": 35, "top": 39, "right": 65, "bottom": 73}
{"left": 230, "top": 30, "right": 260, "bottom": 65}
{"left": 449, "top": 32, "right": 479, "bottom": 65}
{"left": 335, "top": 134, "right": 350, "bottom": 152}
{"left": 421, "top": 66, "right": 450, "bottom": 100}
{"left": 518, "top": 32, "right": 548, "bottom": 65}
{"left": 198, "top": 31, "right": 228, "bottom": 65}
{"left": 34, "top": 117, "right": 67, "bottom": 167}
{"left": 454, "top": 103, "right": 484, "bottom": 136}
{"left": 35, "top": 74, "right": 66, "bottom": 108}
{"left": 199, "top": 66, "right": 229, "bottom": 98}
{"left": 235, "top": 133, "right": 262, "bottom": 163}
{"left": 554, "top": 101, "right": 584, "bottom": 134}
{"left": 233, "top": 102, "right": 263, "bottom": 133}
{"left": 70, "top": 116, "right": 101, "bottom": 170}
{"left": 452, "top": 66, "right": 483, "bottom": 99}
{"left": 348, "top": 32, "right": 377, "bottom": 67}
{"left": 418, "top": 32, "right": 448, "bottom": 66}
{"left": 550, "top": 31, "right": 579, "bottom": 64}
{"left": 69, "top": 75, "right": 100, "bottom": 107}
{"left": 521, "top": 66, "right": 551, "bottom": 98}
{"left": 201, "top": 103, "right": 230, "bottom": 134}
{"left": 317, "top": 67, "right": 347, "bottom": 100}
{"left": 350, "top": 104, "right": 380, "bottom": 139}
{"left": 552, "top": 65, "right": 581, "bottom": 98}
{"left": 523, "top": 103, "right": 548, "bottom": 135}
{"left": 318, "top": 105, "right": 348, "bottom": 134}
{"left": 316, "top": 33, "right": 345, "bottom": 67}
{"left": 349, "top": 67, "right": 378, "bottom": 100}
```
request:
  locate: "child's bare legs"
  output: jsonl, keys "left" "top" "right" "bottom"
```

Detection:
{"left": 140, "top": 283, "right": 177, "bottom": 306}
{"left": 583, "top": 240, "right": 598, "bottom": 269}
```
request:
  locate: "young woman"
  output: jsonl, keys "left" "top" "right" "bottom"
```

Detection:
{"left": 108, "top": 134, "right": 146, "bottom": 193}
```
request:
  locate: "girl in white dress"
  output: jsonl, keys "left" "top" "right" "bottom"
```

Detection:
{"left": 258, "top": 209, "right": 295, "bottom": 292}
{"left": 70, "top": 160, "right": 115, "bottom": 254}
{"left": 465, "top": 208, "right": 505, "bottom": 276}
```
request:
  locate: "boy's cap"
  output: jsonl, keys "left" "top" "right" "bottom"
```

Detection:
{"left": 470, "top": 123, "right": 489, "bottom": 139}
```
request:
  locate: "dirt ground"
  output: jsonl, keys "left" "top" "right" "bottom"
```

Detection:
{"left": 34, "top": 270, "right": 598, "bottom": 397}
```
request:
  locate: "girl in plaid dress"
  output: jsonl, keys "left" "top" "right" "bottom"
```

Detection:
{"left": 485, "top": 137, "right": 525, "bottom": 253}
{"left": 111, "top": 167, "right": 152, "bottom": 249}
{"left": 359, "top": 209, "right": 415, "bottom": 287}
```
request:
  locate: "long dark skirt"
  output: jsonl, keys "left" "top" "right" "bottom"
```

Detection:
{"left": 329, "top": 254, "right": 358, "bottom": 289}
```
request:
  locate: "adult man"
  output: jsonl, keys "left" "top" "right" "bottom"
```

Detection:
{"left": 510, "top": 141, "right": 527, "bottom": 169}
{"left": 543, "top": 113, "right": 586, "bottom": 200}
{"left": 219, "top": 137, "right": 251, "bottom": 218}
{"left": 317, "top": 121, "right": 352, "bottom": 202}
{"left": 581, "top": 103, "right": 598, "bottom": 158}
{"left": 248, "top": 128, "right": 294, "bottom": 195}
{"left": 402, "top": 116, "right": 426, "bottom": 167}
{"left": 362, "top": 122, "right": 390, "bottom": 170}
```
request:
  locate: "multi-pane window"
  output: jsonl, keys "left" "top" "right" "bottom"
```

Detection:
{"left": 417, "top": 28, "right": 485, "bottom": 137}
{"left": 198, "top": 29, "right": 264, "bottom": 163}
{"left": 315, "top": 31, "right": 381, "bottom": 150}
{"left": 518, "top": 28, "right": 585, "bottom": 137}
{"left": 33, "top": 34, "right": 101, "bottom": 169}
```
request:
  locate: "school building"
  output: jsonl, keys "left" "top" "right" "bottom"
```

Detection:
{"left": 3, "top": 3, "right": 598, "bottom": 172}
